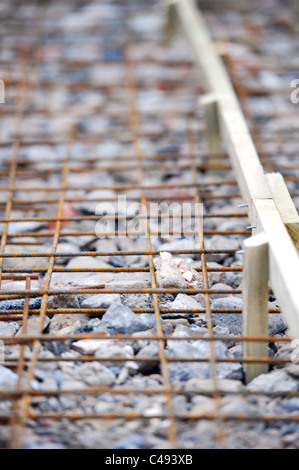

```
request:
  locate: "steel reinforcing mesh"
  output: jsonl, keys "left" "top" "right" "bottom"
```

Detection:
{"left": 0, "top": 0, "right": 298, "bottom": 450}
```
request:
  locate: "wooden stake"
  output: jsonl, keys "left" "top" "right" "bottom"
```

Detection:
{"left": 243, "top": 233, "right": 269, "bottom": 384}
{"left": 164, "top": 0, "right": 179, "bottom": 42}
{"left": 200, "top": 93, "right": 222, "bottom": 156}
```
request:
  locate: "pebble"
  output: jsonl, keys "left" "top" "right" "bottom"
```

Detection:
{"left": 135, "top": 342, "right": 159, "bottom": 374}
{"left": 281, "top": 423, "right": 299, "bottom": 437}
{"left": 52, "top": 271, "right": 151, "bottom": 290}
{"left": 129, "top": 328, "right": 162, "bottom": 354}
{"left": 44, "top": 242, "right": 80, "bottom": 264}
{"left": 49, "top": 313, "right": 88, "bottom": 335}
{"left": 1, "top": 279, "right": 41, "bottom": 292}
{"left": 189, "top": 396, "right": 218, "bottom": 417}
{"left": 159, "top": 239, "right": 197, "bottom": 253}
{"left": 16, "top": 315, "right": 50, "bottom": 336}
{"left": 205, "top": 236, "right": 241, "bottom": 262}
{"left": 128, "top": 13, "right": 165, "bottom": 36}
{"left": 285, "top": 363, "right": 299, "bottom": 379}
{"left": 172, "top": 324, "right": 207, "bottom": 339}
{"left": 209, "top": 283, "right": 234, "bottom": 299}
{"left": 74, "top": 362, "right": 116, "bottom": 386}
{"left": 120, "top": 293, "right": 153, "bottom": 310}
{"left": 184, "top": 378, "right": 244, "bottom": 395}
{"left": 2, "top": 238, "right": 49, "bottom": 270}
{"left": 279, "top": 398, "right": 299, "bottom": 413}
{"left": 95, "top": 238, "right": 118, "bottom": 263}
{"left": 192, "top": 261, "right": 227, "bottom": 286}
{"left": 33, "top": 350, "right": 58, "bottom": 375}
{"left": 56, "top": 321, "right": 82, "bottom": 337}
{"left": 72, "top": 339, "right": 113, "bottom": 355}
{"left": 63, "top": 220, "right": 97, "bottom": 248}
{"left": 155, "top": 252, "right": 203, "bottom": 289}
{"left": 158, "top": 293, "right": 176, "bottom": 308}
{"left": 104, "top": 279, "right": 151, "bottom": 291}
{"left": 47, "top": 294, "right": 79, "bottom": 309}
{"left": 5, "top": 220, "right": 46, "bottom": 236}
{"left": 123, "top": 361, "right": 139, "bottom": 376}
{"left": 282, "top": 431, "right": 299, "bottom": 449}
{"left": 60, "top": 380, "right": 86, "bottom": 392}
{"left": 163, "top": 318, "right": 190, "bottom": 328}
{"left": 4, "top": 344, "right": 32, "bottom": 361}
{"left": 114, "top": 239, "right": 148, "bottom": 268}
{"left": 220, "top": 395, "right": 258, "bottom": 417}
{"left": 0, "top": 298, "right": 41, "bottom": 312}
{"left": 229, "top": 344, "right": 243, "bottom": 358}
{"left": 34, "top": 370, "right": 67, "bottom": 386}
{"left": 247, "top": 369, "right": 299, "bottom": 394}
{"left": 50, "top": 256, "right": 112, "bottom": 283}
{"left": 213, "top": 325, "right": 230, "bottom": 336}
{"left": 92, "top": 303, "right": 157, "bottom": 335}
{"left": 80, "top": 188, "right": 118, "bottom": 213}
{"left": 39, "top": 378, "right": 58, "bottom": 393}
{"left": 155, "top": 252, "right": 188, "bottom": 289}
{"left": 81, "top": 293, "right": 121, "bottom": 309}
{"left": 225, "top": 262, "right": 243, "bottom": 289}
{"left": 94, "top": 401, "right": 117, "bottom": 417}
{"left": 95, "top": 343, "right": 134, "bottom": 367}
{"left": 211, "top": 297, "right": 286, "bottom": 335}
{"left": 45, "top": 340, "right": 72, "bottom": 356}
{"left": 169, "top": 293, "right": 202, "bottom": 310}
{"left": 0, "top": 365, "right": 17, "bottom": 387}
{"left": 0, "top": 321, "right": 20, "bottom": 337}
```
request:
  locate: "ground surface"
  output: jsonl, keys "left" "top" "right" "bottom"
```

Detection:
{"left": 0, "top": 0, "right": 298, "bottom": 449}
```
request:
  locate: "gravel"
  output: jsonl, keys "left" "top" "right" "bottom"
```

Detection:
{"left": 0, "top": 0, "right": 297, "bottom": 451}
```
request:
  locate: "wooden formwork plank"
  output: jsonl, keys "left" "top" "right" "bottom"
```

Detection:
{"left": 266, "top": 172, "right": 299, "bottom": 224}
{"left": 266, "top": 172, "right": 299, "bottom": 251}
{"left": 174, "top": 0, "right": 299, "bottom": 338}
